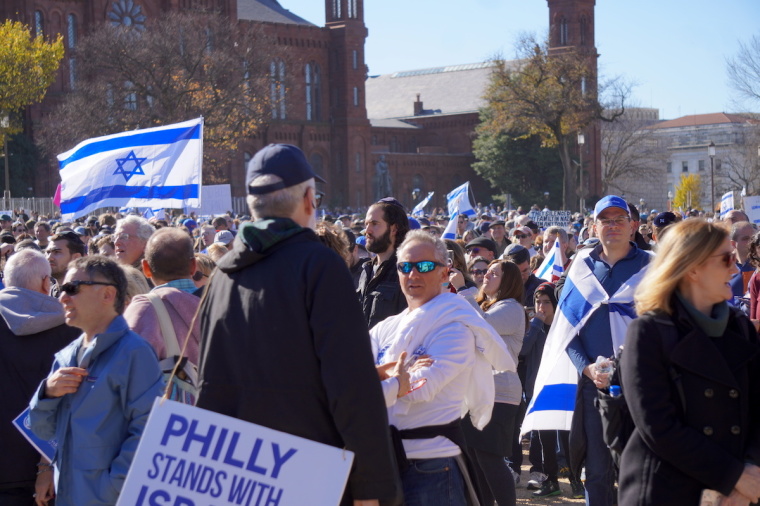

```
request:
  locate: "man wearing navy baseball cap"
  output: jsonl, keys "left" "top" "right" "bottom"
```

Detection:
{"left": 197, "top": 144, "right": 402, "bottom": 506}
{"left": 561, "top": 194, "right": 653, "bottom": 504}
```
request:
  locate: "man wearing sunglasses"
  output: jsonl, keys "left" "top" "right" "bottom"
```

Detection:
{"left": 196, "top": 144, "right": 402, "bottom": 506}
{"left": 29, "top": 256, "right": 163, "bottom": 505}
{"left": 370, "top": 230, "right": 514, "bottom": 505}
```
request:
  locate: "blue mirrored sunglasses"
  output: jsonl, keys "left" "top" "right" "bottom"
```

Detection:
{"left": 396, "top": 261, "right": 443, "bottom": 274}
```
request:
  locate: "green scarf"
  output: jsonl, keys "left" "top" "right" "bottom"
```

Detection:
{"left": 675, "top": 291, "right": 729, "bottom": 338}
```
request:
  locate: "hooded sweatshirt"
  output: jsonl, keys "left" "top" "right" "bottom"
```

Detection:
{"left": 0, "top": 287, "right": 80, "bottom": 489}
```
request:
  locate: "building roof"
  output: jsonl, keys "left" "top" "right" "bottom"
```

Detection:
{"left": 237, "top": 0, "right": 315, "bottom": 26}
{"left": 369, "top": 118, "right": 420, "bottom": 129}
{"left": 650, "top": 112, "right": 756, "bottom": 130}
{"left": 365, "top": 61, "right": 514, "bottom": 120}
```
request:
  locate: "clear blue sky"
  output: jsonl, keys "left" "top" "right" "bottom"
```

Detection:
{"left": 283, "top": 0, "right": 760, "bottom": 120}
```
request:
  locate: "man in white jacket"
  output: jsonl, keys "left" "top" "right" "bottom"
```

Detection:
{"left": 370, "top": 230, "right": 514, "bottom": 506}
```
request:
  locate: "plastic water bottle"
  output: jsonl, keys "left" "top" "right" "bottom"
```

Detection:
{"left": 595, "top": 356, "right": 612, "bottom": 375}
{"left": 609, "top": 385, "right": 622, "bottom": 398}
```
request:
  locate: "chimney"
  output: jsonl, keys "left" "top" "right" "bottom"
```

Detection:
{"left": 413, "top": 94, "right": 423, "bottom": 116}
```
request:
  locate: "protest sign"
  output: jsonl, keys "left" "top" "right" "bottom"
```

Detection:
{"left": 186, "top": 185, "right": 232, "bottom": 216}
{"left": 744, "top": 195, "right": 760, "bottom": 225}
{"left": 527, "top": 210, "right": 573, "bottom": 229}
{"left": 117, "top": 399, "right": 354, "bottom": 506}
{"left": 13, "top": 408, "right": 57, "bottom": 461}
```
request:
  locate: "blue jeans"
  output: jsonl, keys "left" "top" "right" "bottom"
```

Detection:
{"left": 581, "top": 378, "right": 615, "bottom": 506}
{"left": 401, "top": 456, "right": 467, "bottom": 506}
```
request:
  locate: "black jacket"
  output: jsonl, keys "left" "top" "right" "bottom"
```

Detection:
{"left": 618, "top": 299, "right": 760, "bottom": 505}
{"left": 0, "top": 288, "right": 80, "bottom": 490}
{"left": 196, "top": 219, "right": 401, "bottom": 505}
{"left": 357, "top": 253, "right": 407, "bottom": 329}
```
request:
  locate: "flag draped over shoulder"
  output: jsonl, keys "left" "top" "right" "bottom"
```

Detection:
{"left": 520, "top": 247, "right": 650, "bottom": 435}
{"left": 536, "top": 239, "right": 564, "bottom": 282}
{"left": 57, "top": 118, "right": 203, "bottom": 220}
{"left": 411, "top": 191, "right": 434, "bottom": 216}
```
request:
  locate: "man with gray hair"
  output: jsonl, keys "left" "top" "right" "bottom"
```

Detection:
{"left": 113, "top": 215, "right": 154, "bottom": 268}
{"left": 197, "top": 144, "right": 402, "bottom": 506}
{"left": 0, "top": 250, "right": 80, "bottom": 504}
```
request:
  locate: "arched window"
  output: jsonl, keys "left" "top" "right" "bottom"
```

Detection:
{"left": 580, "top": 16, "right": 588, "bottom": 45}
{"left": 559, "top": 16, "right": 568, "bottom": 45}
{"left": 124, "top": 81, "right": 137, "bottom": 110}
{"left": 270, "top": 60, "right": 286, "bottom": 119}
{"left": 69, "top": 58, "right": 77, "bottom": 90}
{"left": 332, "top": 0, "right": 341, "bottom": 19}
{"left": 67, "top": 14, "right": 77, "bottom": 48}
{"left": 305, "top": 64, "right": 322, "bottom": 120}
{"left": 34, "top": 10, "right": 44, "bottom": 37}
{"left": 353, "top": 86, "right": 358, "bottom": 107}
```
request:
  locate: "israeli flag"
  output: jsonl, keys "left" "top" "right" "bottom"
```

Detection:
{"left": 719, "top": 191, "right": 734, "bottom": 218}
{"left": 57, "top": 118, "right": 203, "bottom": 220}
{"left": 520, "top": 247, "right": 651, "bottom": 435}
{"left": 536, "top": 239, "right": 564, "bottom": 282}
{"left": 411, "top": 191, "right": 434, "bottom": 216}
{"left": 442, "top": 207, "right": 460, "bottom": 240}
{"left": 446, "top": 182, "right": 476, "bottom": 218}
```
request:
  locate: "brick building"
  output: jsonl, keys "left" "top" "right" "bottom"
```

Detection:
{"left": 3, "top": 0, "right": 601, "bottom": 211}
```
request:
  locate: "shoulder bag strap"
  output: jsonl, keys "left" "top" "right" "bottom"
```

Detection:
{"left": 145, "top": 292, "right": 181, "bottom": 358}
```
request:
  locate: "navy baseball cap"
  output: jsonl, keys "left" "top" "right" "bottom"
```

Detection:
{"left": 247, "top": 144, "right": 325, "bottom": 195}
{"left": 653, "top": 212, "right": 677, "bottom": 228}
{"left": 593, "top": 195, "right": 630, "bottom": 219}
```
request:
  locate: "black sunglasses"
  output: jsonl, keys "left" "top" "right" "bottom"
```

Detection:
{"left": 711, "top": 251, "right": 736, "bottom": 268}
{"left": 397, "top": 261, "right": 443, "bottom": 274}
{"left": 60, "top": 280, "right": 118, "bottom": 295}
{"left": 192, "top": 271, "right": 208, "bottom": 282}
{"left": 469, "top": 268, "right": 488, "bottom": 276}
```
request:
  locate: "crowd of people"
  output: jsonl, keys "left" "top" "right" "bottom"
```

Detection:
{"left": 0, "top": 142, "right": 759, "bottom": 506}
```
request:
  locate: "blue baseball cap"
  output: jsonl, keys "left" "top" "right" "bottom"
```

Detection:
{"left": 593, "top": 195, "right": 630, "bottom": 219}
{"left": 247, "top": 144, "right": 325, "bottom": 195}
{"left": 408, "top": 217, "right": 421, "bottom": 229}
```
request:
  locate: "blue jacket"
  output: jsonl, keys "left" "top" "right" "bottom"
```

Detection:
{"left": 29, "top": 316, "right": 163, "bottom": 506}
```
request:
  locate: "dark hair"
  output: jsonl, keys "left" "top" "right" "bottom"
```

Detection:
{"left": 444, "top": 239, "right": 474, "bottom": 287}
{"left": 476, "top": 259, "right": 525, "bottom": 311}
{"left": 749, "top": 230, "right": 760, "bottom": 269}
{"left": 49, "top": 231, "right": 86, "bottom": 257}
{"left": 70, "top": 255, "right": 128, "bottom": 314}
{"left": 35, "top": 221, "right": 51, "bottom": 232}
{"left": 534, "top": 282, "right": 558, "bottom": 310}
{"left": 212, "top": 216, "right": 228, "bottom": 228}
{"left": 370, "top": 201, "right": 410, "bottom": 249}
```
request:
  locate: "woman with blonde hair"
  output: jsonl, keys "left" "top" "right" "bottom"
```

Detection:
{"left": 618, "top": 219, "right": 760, "bottom": 505}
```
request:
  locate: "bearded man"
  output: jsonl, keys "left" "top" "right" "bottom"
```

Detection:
{"left": 357, "top": 198, "right": 410, "bottom": 329}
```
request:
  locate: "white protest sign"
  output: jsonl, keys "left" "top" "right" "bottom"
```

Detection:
{"left": 186, "top": 184, "right": 233, "bottom": 216}
{"left": 117, "top": 399, "right": 354, "bottom": 506}
{"left": 744, "top": 196, "right": 760, "bottom": 225}
{"left": 527, "top": 210, "right": 572, "bottom": 229}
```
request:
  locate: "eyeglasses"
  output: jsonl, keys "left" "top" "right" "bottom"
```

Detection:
{"left": 114, "top": 233, "right": 135, "bottom": 242}
{"left": 60, "top": 280, "right": 118, "bottom": 295}
{"left": 711, "top": 251, "right": 736, "bottom": 268}
{"left": 467, "top": 247, "right": 483, "bottom": 255}
{"left": 514, "top": 234, "right": 527, "bottom": 239}
{"left": 396, "top": 261, "right": 443, "bottom": 274}
{"left": 192, "top": 271, "right": 208, "bottom": 282}
{"left": 469, "top": 268, "right": 488, "bottom": 276}
{"left": 597, "top": 216, "right": 630, "bottom": 227}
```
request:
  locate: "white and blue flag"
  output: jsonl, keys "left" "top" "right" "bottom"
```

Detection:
{"left": 720, "top": 191, "right": 735, "bottom": 219}
{"left": 520, "top": 247, "right": 650, "bottom": 435}
{"left": 446, "top": 182, "right": 476, "bottom": 219}
{"left": 411, "top": 191, "right": 434, "bottom": 216}
{"left": 57, "top": 118, "right": 203, "bottom": 220}
{"left": 536, "top": 239, "right": 564, "bottom": 282}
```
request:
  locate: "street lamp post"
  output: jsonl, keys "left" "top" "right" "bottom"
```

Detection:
{"left": 708, "top": 141, "right": 716, "bottom": 214}
{"left": 578, "top": 132, "right": 585, "bottom": 212}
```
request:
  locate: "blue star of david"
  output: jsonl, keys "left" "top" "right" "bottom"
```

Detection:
{"left": 113, "top": 151, "right": 147, "bottom": 182}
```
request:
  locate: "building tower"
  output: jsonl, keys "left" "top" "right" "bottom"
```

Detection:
{"left": 547, "top": 0, "right": 602, "bottom": 207}
{"left": 325, "top": 0, "right": 371, "bottom": 208}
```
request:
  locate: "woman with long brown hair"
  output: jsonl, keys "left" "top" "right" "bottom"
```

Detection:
{"left": 451, "top": 259, "right": 524, "bottom": 506}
